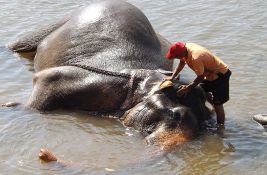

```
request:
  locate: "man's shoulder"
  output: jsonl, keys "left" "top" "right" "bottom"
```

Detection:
{"left": 186, "top": 43, "right": 208, "bottom": 53}
{"left": 187, "top": 43, "right": 211, "bottom": 59}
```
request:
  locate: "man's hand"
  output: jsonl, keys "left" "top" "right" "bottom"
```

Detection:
{"left": 162, "top": 74, "right": 180, "bottom": 82}
{"left": 176, "top": 85, "right": 189, "bottom": 96}
{"left": 177, "top": 75, "right": 204, "bottom": 97}
{"left": 163, "top": 76, "right": 173, "bottom": 82}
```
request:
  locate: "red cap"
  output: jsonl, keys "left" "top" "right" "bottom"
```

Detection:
{"left": 166, "top": 42, "right": 186, "bottom": 59}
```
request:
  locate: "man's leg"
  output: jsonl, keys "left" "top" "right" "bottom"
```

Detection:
{"left": 213, "top": 70, "right": 231, "bottom": 126}
{"left": 214, "top": 104, "right": 225, "bottom": 125}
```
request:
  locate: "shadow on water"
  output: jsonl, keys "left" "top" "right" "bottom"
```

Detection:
{"left": 0, "top": 45, "right": 34, "bottom": 72}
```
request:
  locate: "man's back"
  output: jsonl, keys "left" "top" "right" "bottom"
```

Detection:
{"left": 185, "top": 43, "right": 228, "bottom": 80}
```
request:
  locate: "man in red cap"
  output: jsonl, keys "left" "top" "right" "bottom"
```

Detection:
{"left": 165, "top": 42, "right": 231, "bottom": 128}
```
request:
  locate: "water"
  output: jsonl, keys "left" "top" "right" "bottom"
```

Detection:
{"left": 0, "top": 0, "right": 267, "bottom": 174}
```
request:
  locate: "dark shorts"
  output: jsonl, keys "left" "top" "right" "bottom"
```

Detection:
{"left": 200, "top": 70, "right": 231, "bottom": 105}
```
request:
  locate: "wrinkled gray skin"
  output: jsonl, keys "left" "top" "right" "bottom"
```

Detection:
{"left": 8, "top": 0, "right": 211, "bottom": 146}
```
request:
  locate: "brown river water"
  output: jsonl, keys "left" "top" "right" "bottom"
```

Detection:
{"left": 0, "top": 0, "right": 267, "bottom": 174}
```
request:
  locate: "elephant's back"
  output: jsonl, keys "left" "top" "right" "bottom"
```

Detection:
{"left": 34, "top": 0, "right": 172, "bottom": 72}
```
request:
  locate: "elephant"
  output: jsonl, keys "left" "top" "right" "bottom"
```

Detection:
{"left": 8, "top": 0, "right": 212, "bottom": 151}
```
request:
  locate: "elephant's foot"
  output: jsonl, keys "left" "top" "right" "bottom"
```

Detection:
{"left": 253, "top": 114, "right": 267, "bottom": 126}
{"left": 28, "top": 66, "right": 129, "bottom": 111}
{"left": 145, "top": 126, "right": 188, "bottom": 152}
{"left": 39, "top": 148, "right": 58, "bottom": 162}
{"left": 2, "top": 102, "right": 20, "bottom": 107}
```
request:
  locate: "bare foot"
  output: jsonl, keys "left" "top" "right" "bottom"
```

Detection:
{"left": 39, "top": 148, "right": 58, "bottom": 162}
{"left": 216, "top": 124, "right": 225, "bottom": 138}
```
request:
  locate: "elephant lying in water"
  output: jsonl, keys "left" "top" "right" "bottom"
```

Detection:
{"left": 7, "top": 0, "right": 211, "bottom": 153}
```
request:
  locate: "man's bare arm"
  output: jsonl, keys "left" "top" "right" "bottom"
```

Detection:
{"left": 187, "top": 74, "right": 205, "bottom": 90}
{"left": 170, "top": 60, "right": 186, "bottom": 81}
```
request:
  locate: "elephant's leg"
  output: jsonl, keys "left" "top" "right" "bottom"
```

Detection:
{"left": 28, "top": 66, "right": 129, "bottom": 111}
{"left": 156, "top": 33, "right": 173, "bottom": 71}
{"left": 7, "top": 17, "right": 70, "bottom": 56}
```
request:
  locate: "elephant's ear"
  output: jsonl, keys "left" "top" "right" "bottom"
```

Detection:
{"left": 7, "top": 16, "right": 70, "bottom": 54}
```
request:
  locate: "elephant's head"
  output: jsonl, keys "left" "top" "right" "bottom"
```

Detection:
{"left": 122, "top": 78, "right": 211, "bottom": 150}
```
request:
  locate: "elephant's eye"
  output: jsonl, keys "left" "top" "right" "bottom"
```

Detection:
{"left": 171, "top": 108, "right": 182, "bottom": 121}
{"left": 173, "top": 111, "right": 181, "bottom": 121}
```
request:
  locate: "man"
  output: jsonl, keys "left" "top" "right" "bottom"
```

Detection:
{"left": 165, "top": 42, "right": 231, "bottom": 127}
